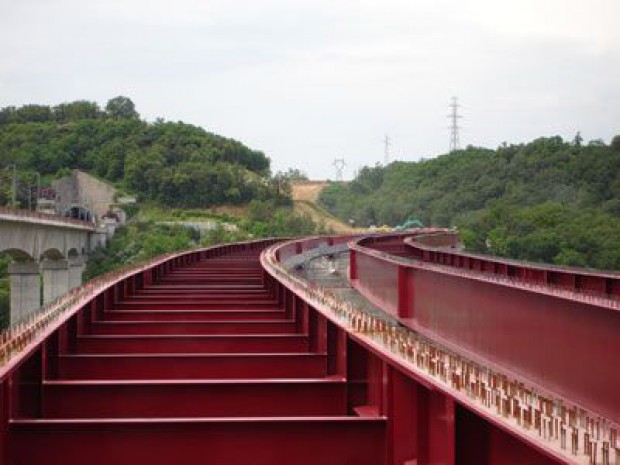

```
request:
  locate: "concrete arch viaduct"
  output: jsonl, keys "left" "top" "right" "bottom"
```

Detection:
{"left": 0, "top": 207, "right": 97, "bottom": 323}
{"left": 0, "top": 230, "right": 618, "bottom": 464}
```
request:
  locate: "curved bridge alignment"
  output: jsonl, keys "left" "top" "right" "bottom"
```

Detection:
{"left": 1, "top": 239, "right": 387, "bottom": 465}
{"left": 0, "top": 206, "right": 93, "bottom": 261}
{"left": 0, "top": 232, "right": 617, "bottom": 464}
{"left": 351, "top": 232, "right": 620, "bottom": 425}
{"left": 269, "top": 234, "right": 620, "bottom": 465}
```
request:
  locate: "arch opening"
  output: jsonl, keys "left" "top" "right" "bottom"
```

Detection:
{"left": 67, "top": 248, "right": 80, "bottom": 259}
{"left": 40, "top": 248, "right": 65, "bottom": 261}
{"left": 0, "top": 248, "right": 35, "bottom": 262}
{"left": 64, "top": 206, "right": 93, "bottom": 222}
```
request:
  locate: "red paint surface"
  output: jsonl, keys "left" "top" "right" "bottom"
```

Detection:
{"left": 9, "top": 418, "right": 387, "bottom": 465}
{"left": 456, "top": 405, "right": 554, "bottom": 465}
{"left": 352, "top": 233, "right": 620, "bottom": 424}
{"left": 354, "top": 250, "right": 399, "bottom": 315}
{"left": 73, "top": 334, "right": 310, "bottom": 353}
{"left": 56, "top": 353, "right": 328, "bottom": 380}
{"left": 410, "top": 267, "right": 620, "bottom": 423}
{"left": 2, "top": 241, "right": 391, "bottom": 465}
{"left": 41, "top": 379, "right": 347, "bottom": 418}
{"left": 89, "top": 320, "right": 296, "bottom": 335}
{"left": 1, "top": 233, "right": 594, "bottom": 464}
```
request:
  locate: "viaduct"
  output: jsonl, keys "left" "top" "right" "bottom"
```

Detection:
{"left": 0, "top": 229, "right": 618, "bottom": 464}
{"left": 0, "top": 207, "right": 99, "bottom": 323}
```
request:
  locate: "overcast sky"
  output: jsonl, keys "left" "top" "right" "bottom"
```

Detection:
{"left": 1, "top": 0, "right": 619, "bottom": 179}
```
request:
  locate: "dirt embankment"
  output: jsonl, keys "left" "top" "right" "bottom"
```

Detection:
{"left": 291, "top": 181, "right": 357, "bottom": 233}
{"left": 291, "top": 181, "right": 330, "bottom": 203}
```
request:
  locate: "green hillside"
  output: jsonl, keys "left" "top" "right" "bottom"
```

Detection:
{"left": 0, "top": 97, "right": 324, "bottom": 328}
{"left": 320, "top": 136, "right": 620, "bottom": 270}
{"left": 0, "top": 97, "right": 278, "bottom": 208}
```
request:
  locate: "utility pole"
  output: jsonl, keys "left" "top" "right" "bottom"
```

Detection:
{"left": 332, "top": 158, "right": 346, "bottom": 182}
{"left": 448, "top": 97, "right": 462, "bottom": 152}
{"left": 35, "top": 172, "right": 41, "bottom": 211}
{"left": 383, "top": 135, "right": 391, "bottom": 165}
{"left": 11, "top": 164, "right": 17, "bottom": 207}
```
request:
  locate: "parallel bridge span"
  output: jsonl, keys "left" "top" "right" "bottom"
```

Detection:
{"left": 0, "top": 231, "right": 617, "bottom": 464}
{"left": 0, "top": 207, "right": 96, "bottom": 323}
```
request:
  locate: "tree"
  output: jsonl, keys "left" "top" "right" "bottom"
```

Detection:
{"left": 105, "top": 96, "right": 139, "bottom": 120}
{"left": 270, "top": 174, "right": 292, "bottom": 206}
{"left": 612, "top": 135, "right": 620, "bottom": 152}
{"left": 279, "top": 168, "right": 308, "bottom": 181}
{"left": 54, "top": 101, "right": 101, "bottom": 122}
{"left": 248, "top": 199, "right": 274, "bottom": 222}
{"left": 0, "top": 105, "right": 53, "bottom": 124}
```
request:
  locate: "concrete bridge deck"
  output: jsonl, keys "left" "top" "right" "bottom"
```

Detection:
{"left": 0, "top": 207, "right": 100, "bottom": 324}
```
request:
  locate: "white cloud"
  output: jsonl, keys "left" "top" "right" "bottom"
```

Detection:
{"left": 461, "top": 0, "right": 620, "bottom": 51}
{"left": 0, "top": 0, "right": 619, "bottom": 179}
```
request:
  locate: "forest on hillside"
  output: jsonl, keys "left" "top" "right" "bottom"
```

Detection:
{"left": 320, "top": 136, "right": 620, "bottom": 270}
{"left": 0, "top": 97, "right": 283, "bottom": 208}
{"left": 0, "top": 98, "right": 323, "bottom": 328}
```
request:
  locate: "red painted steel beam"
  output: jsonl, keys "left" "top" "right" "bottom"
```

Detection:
{"left": 122, "top": 294, "right": 277, "bottom": 302}
{"left": 100, "top": 309, "right": 287, "bottom": 321}
{"left": 56, "top": 353, "right": 329, "bottom": 380}
{"left": 41, "top": 378, "right": 347, "bottom": 418}
{"left": 455, "top": 405, "right": 557, "bottom": 465}
{"left": 9, "top": 418, "right": 387, "bottom": 465}
{"left": 132, "top": 289, "right": 269, "bottom": 297}
{"left": 113, "top": 301, "right": 280, "bottom": 310}
{"left": 403, "top": 233, "right": 620, "bottom": 297}
{"left": 3, "top": 233, "right": 597, "bottom": 465}
{"left": 268, "top": 234, "right": 606, "bottom": 464}
{"left": 73, "top": 334, "right": 310, "bottom": 354}
{"left": 351, "top": 233, "right": 620, "bottom": 424}
{"left": 88, "top": 320, "right": 297, "bottom": 335}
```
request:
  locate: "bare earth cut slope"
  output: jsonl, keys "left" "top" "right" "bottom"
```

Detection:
{"left": 291, "top": 181, "right": 357, "bottom": 233}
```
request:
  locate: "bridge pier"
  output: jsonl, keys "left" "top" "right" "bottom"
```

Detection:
{"left": 89, "top": 230, "right": 108, "bottom": 250}
{"left": 69, "top": 257, "right": 85, "bottom": 289}
{"left": 42, "top": 260, "right": 70, "bottom": 304}
{"left": 8, "top": 261, "right": 41, "bottom": 324}
{"left": 1, "top": 207, "right": 95, "bottom": 327}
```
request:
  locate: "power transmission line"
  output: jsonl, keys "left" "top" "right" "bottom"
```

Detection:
{"left": 332, "top": 158, "right": 346, "bottom": 182}
{"left": 383, "top": 135, "right": 391, "bottom": 165}
{"left": 448, "top": 97, "right": 462, "bottom": 152}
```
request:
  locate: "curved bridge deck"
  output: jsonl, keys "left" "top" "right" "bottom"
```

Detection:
{"left": 2, "top": 243, "right": 385, "bottom": 465}
{"left": 0, "top": 234, "right": 617, "bottom": 464}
